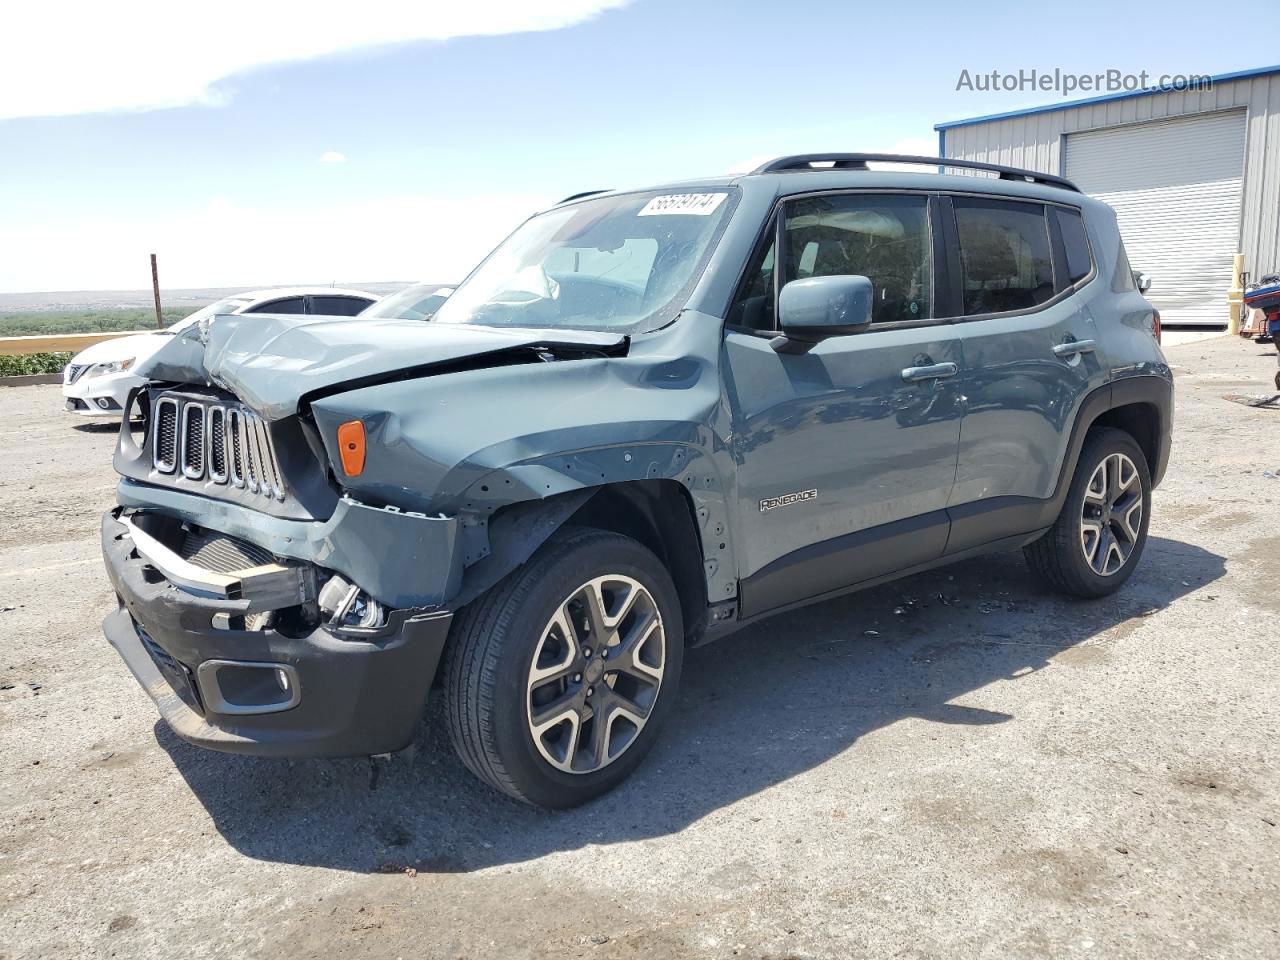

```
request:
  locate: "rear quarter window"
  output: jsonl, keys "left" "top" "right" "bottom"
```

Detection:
{"left": 1054, "top": 207, "right": 1093, "bottom": 285}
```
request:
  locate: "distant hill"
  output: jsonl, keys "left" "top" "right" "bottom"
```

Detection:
{"left": 0, "top": 281, "right": 429, "bottom": 314}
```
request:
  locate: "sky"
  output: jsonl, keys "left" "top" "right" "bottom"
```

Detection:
{"left": 2, "top": 0, "right": 1278, "bottom": 293}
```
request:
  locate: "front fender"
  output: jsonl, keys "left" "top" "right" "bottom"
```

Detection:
{"left": 307, "top": 313, "right": 740, "bottom": 603}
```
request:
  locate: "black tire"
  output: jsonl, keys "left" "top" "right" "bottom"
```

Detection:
{"left": 1024, "top": 427, "right": 1152, "bottom": 598}
{"left": 441, "top": 527, "right": 684, "bottom": 808}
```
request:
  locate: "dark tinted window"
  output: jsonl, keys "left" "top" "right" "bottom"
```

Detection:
{"left": 954, "top": 199, "right": 1054, "bottom": 315}
{"left": 246, "top": 296, "right": 305, "bottom": 314}
{"left": 1055, "top": 207, "right": 1093, "bottom": 284}
{"left": 783, "top": 194, "right": 931, "bottom": 324}
{"left": 310, "top": 295, "right": 371, "bottom": 316}
{"left": 1112, "top": 238, "right": 1138, "bottom": 293}
{"left": 726, "top": 226, "right": 776, "bottom": 331}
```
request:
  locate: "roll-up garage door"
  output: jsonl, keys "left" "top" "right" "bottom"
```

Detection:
{"left": 1065, "top": 110, "right": 1246, "bottom": 326}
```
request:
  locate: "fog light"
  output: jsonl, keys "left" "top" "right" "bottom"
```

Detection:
{"left": 96, "top": 397, "right": 112, "bottom": 409}
{"left": 317, "top": 574, "right": 386, "bottom": 629}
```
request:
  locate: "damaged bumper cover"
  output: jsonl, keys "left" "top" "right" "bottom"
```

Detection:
{"left": 101, "top": 508, "right": 453, "bottom": 757}
{"left": 116, "top": 479, "right": 462, "bottom": 608}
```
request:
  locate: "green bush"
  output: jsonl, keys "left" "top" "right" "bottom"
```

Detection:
{"left": 0, "top": 308, "right": 185, "bottom": 337}
{"left": 0, "top": 352, "right": 74, "bottom": 377}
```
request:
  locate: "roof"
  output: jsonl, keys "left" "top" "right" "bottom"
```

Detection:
{"left": 934, "top": 63, "right": 1280, "bottom": 131}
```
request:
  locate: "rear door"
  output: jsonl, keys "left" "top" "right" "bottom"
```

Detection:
{"left": 944, "top": 195, "right": 1109, "bottom": 552}
{"left": 722, "top": 191, "right": 965, "bottom": 616}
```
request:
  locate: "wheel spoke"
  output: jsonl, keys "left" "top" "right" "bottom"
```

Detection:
{"left": 529, "top": 686, "right": 581, "bottom": 732}
{"left": 1114, "top": 492, "right": 1142, "bottom": 542}
{"left": 608, "top": 612, "right": 663, "bottom": 682}
{"left": 528, "top": 606, "right": 580, "bottom": 685}
{"left": 1080, "top": 517, "right": 1103, "bottom": 565}
{"left": 580, "top": 580, "right": 611, "bottom": 640}
{"left": 582, "top": 693, "right": 619, "bottom": 769}
{"left": 1085, "top": 463, "right": 1108, "bottom": 506}
{"left": 1102, "top": 537, "right": 1124, "bottom": 575}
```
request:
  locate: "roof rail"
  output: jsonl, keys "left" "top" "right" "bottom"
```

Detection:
{"left": 557, "top": 189, "right": 612, "bottom": 205}
{"left": 750, "top": 153, "right": 1080, "bottom": 193}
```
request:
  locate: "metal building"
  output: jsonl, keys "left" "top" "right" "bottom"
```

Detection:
{"left": 936, "top": 65, "right": 1280, "bottom": 326}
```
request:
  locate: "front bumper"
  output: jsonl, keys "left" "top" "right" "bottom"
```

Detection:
{"left": 63, "top": 371, "right": 140, "bottom": 415}
{"left": 101, "top": 509, "right": 452, "bottom": 757}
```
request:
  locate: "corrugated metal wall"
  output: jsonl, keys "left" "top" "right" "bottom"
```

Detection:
{"left": 942, "top": 72, "right": 1280, "bottom": 280}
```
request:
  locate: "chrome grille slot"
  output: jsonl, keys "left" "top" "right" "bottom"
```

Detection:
{"left": 207, "top": 406, "right": 228, "bottom": 482}
{"left": 227, "top": 409, "right": 246, "bottom": 488}
{"left": 243, "top": 412, "right": 260, "bottom": 493}
{"left": 180, "top": 402, "right": 205, "bottom": 479}
{"left": 151, "top": 393, "right": 286, "bottom": 501}
{"left": 152, "top": 397, "right": 179, "bottom": 473}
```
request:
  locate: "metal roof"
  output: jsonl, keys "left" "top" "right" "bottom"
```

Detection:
{"left": 934, "top": 63, "right": 1280, "bottom": 131}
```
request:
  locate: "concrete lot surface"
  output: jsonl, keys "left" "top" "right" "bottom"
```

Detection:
{"left": 1, "top": 335, "right": 1277, "bottom": 959}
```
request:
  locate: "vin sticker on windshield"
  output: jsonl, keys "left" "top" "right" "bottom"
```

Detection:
{"left": 637, "top": 193, "right": 727, "bottom": 216}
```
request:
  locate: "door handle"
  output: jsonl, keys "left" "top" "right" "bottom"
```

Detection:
{"left": 901, "top": 362, "right": 958, "bottom": 382}
{"left": 1052, "top": 339, "right": 1097, "bottom": 357}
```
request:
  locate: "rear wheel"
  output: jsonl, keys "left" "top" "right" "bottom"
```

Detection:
{"left": 442, "top": 528, "right": 683, "bottom": 808}
{"left": 1024, "top": 427, "right": 1152, "bottom": 598}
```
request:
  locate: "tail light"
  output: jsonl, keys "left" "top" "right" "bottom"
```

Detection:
{"left": 1151, "top": 308, "right": 1161, "bottom": 344}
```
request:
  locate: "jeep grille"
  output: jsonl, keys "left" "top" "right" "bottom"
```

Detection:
{"left": 152, "top": 394, "right": 286, "bottom": 501}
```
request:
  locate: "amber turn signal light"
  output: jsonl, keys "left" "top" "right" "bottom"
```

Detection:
{"left": 336, "top": 420, "right": 366, "bottom": 476}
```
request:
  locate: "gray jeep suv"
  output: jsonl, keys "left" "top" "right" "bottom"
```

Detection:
{"left": 100, "top": 154, "right": 1171, "bottom": 808}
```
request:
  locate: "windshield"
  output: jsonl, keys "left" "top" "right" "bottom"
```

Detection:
{"left": 431, "top": 188, "right": 736, "bottom": 334}
{"left": 167, "top": 296, "right": 252, "bottom": 333}
{"left": 359, "top": 283, "right": 453, "bottom": 321}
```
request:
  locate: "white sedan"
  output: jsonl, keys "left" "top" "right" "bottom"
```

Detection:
{"left": 62, "top": 287, "right": 377, "bottom": 416}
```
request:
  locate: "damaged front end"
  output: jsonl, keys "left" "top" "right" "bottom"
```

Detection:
{"left": 101, "top": 506, "right": 451, "bottom": 757}
{"left": 101, "top": 374, "right": 466, "bottom": 756}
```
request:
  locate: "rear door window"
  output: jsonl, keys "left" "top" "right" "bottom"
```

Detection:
{"left": 1054, "top": 207, "right": 1093, "bottom": 285}
{"left": 953, "top": 199, "right": 1054, "bottom": 315}
{"left": 309, "top": 295, "right": 371, "bottom": 316}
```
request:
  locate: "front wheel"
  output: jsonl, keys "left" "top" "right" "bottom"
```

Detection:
{"left": 1024, "top": 427, "right": 1152, "bottom": 598}
{"left": 441, "top": 528, "right": 683, "bottom": 808}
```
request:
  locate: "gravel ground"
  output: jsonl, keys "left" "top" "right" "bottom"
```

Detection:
{"left": 1, "top": 335, "right": 1277, "bottom": 960}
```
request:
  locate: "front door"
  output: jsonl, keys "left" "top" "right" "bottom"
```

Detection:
{"left": 721, "top": 192, "right": 965, "bottom": 617}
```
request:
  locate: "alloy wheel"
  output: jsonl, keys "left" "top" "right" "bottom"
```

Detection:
{"left": 1080, "top": 452, "right": 1143, "bottom": 576}
{"left": 526, "top": 575, "right": 665, "bottom": 774}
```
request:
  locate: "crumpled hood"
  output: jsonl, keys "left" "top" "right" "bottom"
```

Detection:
{"left": 134, "top": 313, "right": 626, "bottom": 420}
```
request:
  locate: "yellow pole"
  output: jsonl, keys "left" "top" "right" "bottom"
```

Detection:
{"left": 1227, "top": 253, "right": 1244, "bottom": 335}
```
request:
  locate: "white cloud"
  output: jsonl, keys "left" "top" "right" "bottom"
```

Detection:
{"left": 319, "top": 151, "right": 348, "bottom": 164}
{"left": 0, "top": 192, "right": 553, "bottom": 291}
{"left": 0, "top": 0, "right": 631, "bottom": 120}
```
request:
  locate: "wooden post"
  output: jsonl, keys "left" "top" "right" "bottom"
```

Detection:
{"left": 150, "top": 253, "right": 163, "bottom": 329}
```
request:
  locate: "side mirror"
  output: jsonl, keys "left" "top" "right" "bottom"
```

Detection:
{"left": 775, "top": 275, "right": 873, "bottom": 350}
{"left": 1134, "top": 271, "right": 1153, "bottom": 294}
